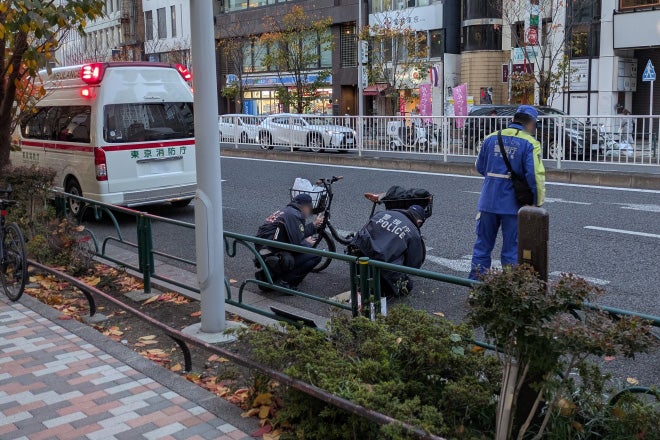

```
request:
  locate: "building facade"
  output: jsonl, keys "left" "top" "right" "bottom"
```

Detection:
{"left": 215, "top": 0, "right": 360, "bottom": 115}
{"left": 56, "top": 0, "right": 144, "bottom": 65}
{"left": 141, "top": 0, "right": 193, "bottom": 65}
{"left": 558, "top": 0, "right": 660, "bottom": 116}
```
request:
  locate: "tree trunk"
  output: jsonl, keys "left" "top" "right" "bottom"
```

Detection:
{"left": 0, "top": 32, "right": 29, "bottom": 169}
{"left": 0, "top": 126, "right": 11, "bottom": 170}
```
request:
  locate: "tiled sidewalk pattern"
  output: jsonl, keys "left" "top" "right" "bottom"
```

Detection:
{"left": 0, "top": 298, "right": 251, "bottom": 440}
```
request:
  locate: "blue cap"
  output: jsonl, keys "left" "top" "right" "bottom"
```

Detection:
{"left": 408, "top": 205, "right": 427, "bottom": 222}
{"left": 516, "top": 105, "right": 539, "bottom": 122}
{"left": 292, "top": 193, "right": 313, "bottom": 206}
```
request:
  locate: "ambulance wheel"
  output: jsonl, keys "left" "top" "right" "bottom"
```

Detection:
{"left": 171, "top": 199, "right": 192, "bottom": 208}
{"left": 65, "top": 179, "right": 84, "bottom": 219}
{"left": 311, "top": 232, "right": 335, "bottom": 273}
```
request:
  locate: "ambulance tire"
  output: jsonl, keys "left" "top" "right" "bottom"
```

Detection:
{"left": 65, "top": 179, "right": 85, "bottom": 220}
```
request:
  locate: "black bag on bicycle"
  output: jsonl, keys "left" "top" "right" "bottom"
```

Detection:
{"left": 497, "top": 130, "right": 534, "bottom": 207}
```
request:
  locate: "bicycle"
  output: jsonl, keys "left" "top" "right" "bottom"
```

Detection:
{"left": 290, "top": 176, "right": 433, "bottom": 272}
{"left": 0, "top": 186, "right": 27, "bottom": 301}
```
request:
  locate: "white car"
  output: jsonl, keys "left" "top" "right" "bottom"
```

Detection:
{"left": 258, "top": 114, "right": 356, "bottom": 152}
{"left": 218, "top": 114, "right": 260, "bottom": 143}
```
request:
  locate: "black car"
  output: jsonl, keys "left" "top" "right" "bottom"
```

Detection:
{"left": 464, "top": 105, "right": 600, "bottom": 160}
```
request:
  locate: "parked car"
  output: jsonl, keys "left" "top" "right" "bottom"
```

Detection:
{"left": 218, "top": 114, "right": 260, "bottom": 143}
{"left": 258, "top": 114, "right": 357, "bottom": 152}
{"left": 464, "top": 105, "right": 600, "bottom": 160}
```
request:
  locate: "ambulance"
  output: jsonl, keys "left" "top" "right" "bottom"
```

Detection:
{"left": 11, "top": 62, "right": 197, "bottom": 215}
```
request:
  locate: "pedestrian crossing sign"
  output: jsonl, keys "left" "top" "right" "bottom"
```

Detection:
{"left": 642, "top": 59, "right": 656, "bottom": 82}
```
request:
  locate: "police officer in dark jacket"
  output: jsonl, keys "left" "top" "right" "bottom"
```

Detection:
{"left": 255, "top": 194, "right": 323, "bottom": 290}
{"left": 350, "top": 205, "right": 426, "bottom": 297}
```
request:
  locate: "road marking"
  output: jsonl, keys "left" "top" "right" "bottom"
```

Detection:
{"left": 611, "top": 203, "right": 660, "bottom": 213}
{"left": 549, "top": 271, "right": 610, "bottom": 286}
{"left": 544, "top": 197, "right": 592, "bottom": 205}
{"left": 584, "top": 226, "right": 660, "bottom": 239}
{"left": 224, "top": 157, "right": 660, "bottom": 194}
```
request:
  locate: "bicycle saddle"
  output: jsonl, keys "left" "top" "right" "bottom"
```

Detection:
{"left": 364, "top": 193, "right": 383, "bottom": 203}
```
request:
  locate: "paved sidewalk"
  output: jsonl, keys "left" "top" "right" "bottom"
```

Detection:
{"left": 0, "top": 294, "right": 257, "bottom": 440}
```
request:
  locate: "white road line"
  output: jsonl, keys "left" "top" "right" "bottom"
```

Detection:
{"left": 224, "top": 156, "right": 660, "bottom": 194}
{"left": 610, "top": 203, "right": 660, "bottom": 213}
{"left": 548, "top": 271, "right": 610, "bottom": 286}
{"left": 544, "top": 197, "right": 592, "bottom": 205}
{"left": 584, "top": 226, "right": 660, "bottom": 239}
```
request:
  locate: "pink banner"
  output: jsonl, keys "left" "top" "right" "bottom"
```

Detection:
{"left": 419, "top": 84, "right": 432, "bottom": 123}
{"left": 399, "top": 96, "right": 406, "bottom": 115}
{"left": 452, "top": 83, "right": 468, "bottom": 128}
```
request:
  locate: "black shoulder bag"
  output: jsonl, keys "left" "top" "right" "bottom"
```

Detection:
{"left": 497, "top": 130, "right": 534, "bottom": 207}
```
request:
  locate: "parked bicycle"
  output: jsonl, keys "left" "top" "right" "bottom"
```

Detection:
{"left": 0, "top": 186, "right": 27, "bottom": 301}
{"left": 290, "top": 176, "right": 433, "bottom": 272}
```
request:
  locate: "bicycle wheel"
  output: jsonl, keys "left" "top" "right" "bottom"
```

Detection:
{"left": 1, "top": 223, "right": 28, "bottom": 302}
{"left": 311, "top": 231, "right": 335, "bottom": 273}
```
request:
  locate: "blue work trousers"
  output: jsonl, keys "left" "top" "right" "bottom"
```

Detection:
{"left": 469, "top": 212, "right": 518, "bottom": 280}
{"left": 281, "top": 253, "right": 322, "bottom": 286}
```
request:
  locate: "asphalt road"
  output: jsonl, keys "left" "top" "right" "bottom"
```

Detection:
{"left": 84, "top": 155, "right": 660, "bottom": 383}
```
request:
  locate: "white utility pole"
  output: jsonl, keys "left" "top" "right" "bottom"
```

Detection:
{"left": 184, "top": 0, "right": 236, "bottom": 342}
{"left": 357, "top": 0, "right": 365, "bottom": 156}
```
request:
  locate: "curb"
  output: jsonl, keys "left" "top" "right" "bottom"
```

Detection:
{"left": 220, "top": 148, "right": 660, "bottom": 190}
{"left": 16, "top": 292, "right": 260, "bottom": 438}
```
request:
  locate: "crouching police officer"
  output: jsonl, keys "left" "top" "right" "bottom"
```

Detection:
{"left": 255, "top": 194, "right": 324, "bottom": 291}
{"left": 349, "top": 205, "right": 426, "bottom": 297}
{"left": 468, "top": 105, "right": 546, "bottom": 280}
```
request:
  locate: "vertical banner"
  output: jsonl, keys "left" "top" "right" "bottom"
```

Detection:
{"left": 452, "top": 83, "right": 468, "bottom": 128}
{"left": 526, "top": 0, "right": 541, "bottom": 46}
{"left": 399, "top": 95, "right": 406, "bottom": 115}
{"left": 419, "top": 84, "right": 432, "bottom": 123}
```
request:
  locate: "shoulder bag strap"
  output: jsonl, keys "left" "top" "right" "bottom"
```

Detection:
{"left": 497, "top": 130, "right": 514, "bottom": 175}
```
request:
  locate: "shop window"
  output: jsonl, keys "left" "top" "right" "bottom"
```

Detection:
{"left": 320, "top": 30, "right": 332, "bottom": 68}
{"left": 243, "top": 44, "right": 254, "bottom": 72}
{"left": 429, "top": 29, "right": 443, "bottom": 58}
{"left": 462, "top": 24, "right": 502, "bottom": 51}
{"left": 227, "top": 0, "right": 248, "bottom": 12}
{"left": 341, "top": 23, "right": 357, "bottom": 68}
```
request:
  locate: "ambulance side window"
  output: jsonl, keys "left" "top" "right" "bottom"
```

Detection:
{"left": 21, "top": 108, "right": 50, "bottom": 140}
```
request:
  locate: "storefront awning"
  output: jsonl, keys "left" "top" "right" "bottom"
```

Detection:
{"left": 363, "top": 84, "right": 388, "bottom": 96}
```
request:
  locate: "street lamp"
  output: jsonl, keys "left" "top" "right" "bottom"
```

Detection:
{"left": 183, "top": 0, "right": 239, "bottom": 343}
{"left": 357, "top": 0, "right": 366, "bottom": 156}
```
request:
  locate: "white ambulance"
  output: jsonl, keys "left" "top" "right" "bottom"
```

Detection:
{"left": 11, "top": 62, "right": 197, "bottom": 215}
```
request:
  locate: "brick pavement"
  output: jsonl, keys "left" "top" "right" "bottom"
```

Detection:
{"left": 0, "top": 294, "right": 256, "bottom": 440}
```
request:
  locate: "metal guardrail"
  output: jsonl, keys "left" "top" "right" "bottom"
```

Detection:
{"left": 27, "top": 260, "right": 447, "bottom": 440}
{"left": 219, "top": 114, "right": 660, "bottom": 168}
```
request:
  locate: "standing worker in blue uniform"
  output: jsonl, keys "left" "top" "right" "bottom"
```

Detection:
{"left": 468, "top": 105, "right": 546, "bottom": 280}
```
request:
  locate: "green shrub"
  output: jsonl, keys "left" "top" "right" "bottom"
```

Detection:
{"left": 239, "top": 306, "right": 501, "bottom": 439}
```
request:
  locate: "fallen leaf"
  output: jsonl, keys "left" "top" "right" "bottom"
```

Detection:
{"left": 572, "top": 421, "right": 584, "bottom": 433}
{"left": 251, "top": 425, "right": 272, "bottom": 437}
{"left": 604, "top": 356, "right": 616, "bottom": 362}
{"left": 395, "top": 337, "right": 403, "bottom": 345}
{"left": 253, "top": 393, "right": 273, "bottom": 408}
{"left": 626, "top": 377, "right": 639, "bottom": 385}
{"left": 433, "top": 312, "right": 445, "bottom": 317}
{"left": 472, "top": 346, "right": 485, "bottom": 354}
{"left": 84, "top": 276, "right": 101, "bottom": 286}
{"left": 263, "top": 430, "right": 281, "bottom": 440}
{"left": 142, "top": 295, "right": 161, "bottom": 305}
{"left": 229, "top": 279, "right": 238, "bottom": 284}
{"left": 170, "top": 364, "right": 182, "bottom": 372}
{"left": 139, "top": 335, "right": 157, "bottom": 341}
{"left": 207, "top": 354, "right": 219, "bottom": 362}
{"left": 58, "top": 315, "right": 73, "bottom": 320}
{"left": 74, "top": 225, "right": 85, "bottom": 232}
{"left": 241, "top": 408, "right": 260, "bottom": 418}
{"left": 190, "top": 311, "right": 201, "bottom": 317}
{"left": 258, "top": 405, "right": 270, "bottom": 419}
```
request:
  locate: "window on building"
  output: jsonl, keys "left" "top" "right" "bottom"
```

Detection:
{"left": 252, "top": 0, "right": 268, "bottom": 7}
{"left": 511, "top": 21, "right": 524, "bottom": 47}
{"left": 253, "top": 41, "right": 268, "bottom": 72}
{"left": 462, "top": 24, "right": 502, "bottom": 51}
{"left": 145, "top": 11, "right": 154, "bottom": 40}
{"left": 243, "top": 43, "right": 254, "bottom": 72}
{"left": 157, "top": 8, "right": 167, "bottom": 39}
{"left": 570, "top": 24, "right": 600, "bottom": 58}
{"left": 429, "top": 29, "right": 443, "bottom": 58}
{"left": 109, "top": 0, "right": 113, "bottom": 13}
{"left": 620, "top": 0, "right": 660, "bottom": 9}
{"left": 570, "top": 0, "right": 601, "bottom": 23}
{"left": 171, "top": 6, "right": 177, "bottom": 38}
{"left": 227, "top": 0, "right": 248, "bottom": 11}
{"left": 319, "top": 29, "right": 332, "bottom": 68}
{"left": 463, "top": 0, "right": 501, "bottom": 20}
{"left": 417, "top": 31, "right": 428, "bottom": 58}
{"left": 340, "top": 23, "right": 357, "bottom": 68}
